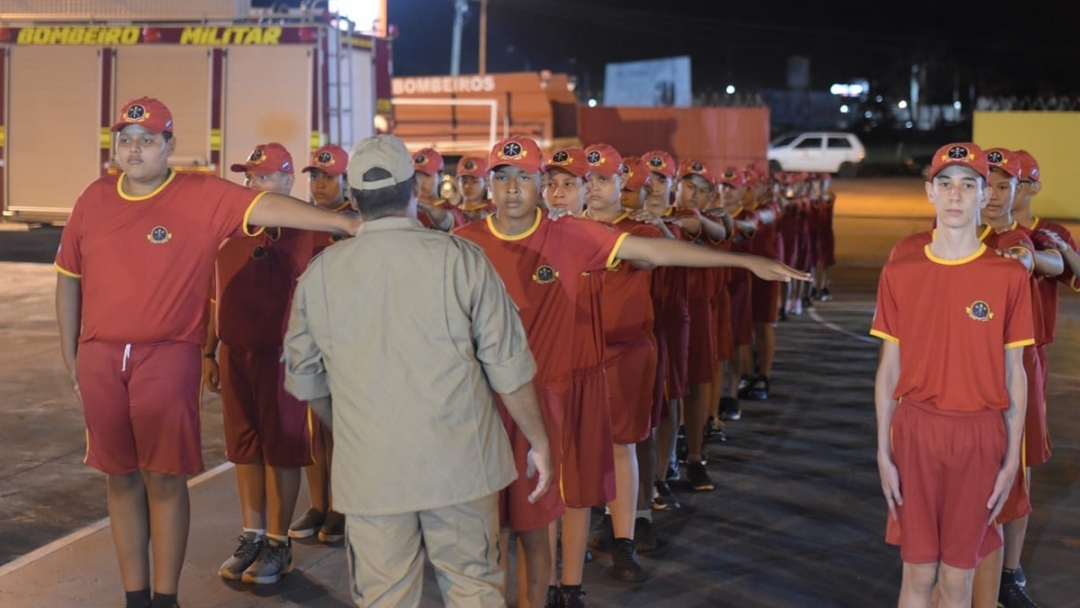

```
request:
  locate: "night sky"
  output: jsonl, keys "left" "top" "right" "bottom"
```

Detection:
{"left": 381, "top": 0, "right": 1078, "bottom": 103}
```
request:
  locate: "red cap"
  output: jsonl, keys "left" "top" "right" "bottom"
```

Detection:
{"left": 111, "top": 96, "right": 174, "bottom": 133}
{"left": 717, "top": 166, "right": 745, "bottom": 188}
{"left": 541, "top": 147, "right": 587, "bottom": 178}
{"left": 621, "top": 156, "right": 652, "bottom": 191}
{"left": 489, "top": 137, "right": 544, "bottom": 174}
{"left": 929, "top": 142, "right": 989, "bottom": 180}
{"left": 677, "top": 159, "right": 714, "bottom": 186}
{"left": 584, "top": 143, "right": 623, "bottom": 178}
{"left": 642, "top": 150, "right": 677, "bottom": 179}
{"left": 412, "top": 148, "right": 444, "bottom": 175}
{"left": 985, "top": 148, "right": 1022, "bottom": 180}
{"left": 1014, "top": 149, "right": 1040, "bottom": 182}
{"left": 456, "top": 155, "right": 488, "bottom": 178}
{"left": 302, "top": 144, "right": 348, "bottom": 177}
{"left": 230, "top": 142, "right": 294, "bottom": 175}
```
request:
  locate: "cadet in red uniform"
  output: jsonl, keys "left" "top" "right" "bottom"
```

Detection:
{"left": 54, "top": 97, "right": 359, "bottom": 608}
{"left": 288, "top": 144, "right": 350, "bottom": 543}
{"left": 203, "top": 143, "right": 312, "bottom": 585}
{"left": 619, "top": 155, "right": 650, "bottom": 212}
{"left": 412, "top": 147, "right": 468, "bottom": 230}
{"left": 456, "top": 154, "right": 496, "bottom": 222}
{"left": 716, "top": 167, "right": 755, "bottom": 422}
{"left": 744, "top": 166, "right": 782, "bottom": 403}
{"left": 582, "top": 144, "right": 660, "bottom": 581}
{"left": 640, "top": 150, "right": 689, "bottom": 511}
{"left": 455, "top": 137, "right": 806, "bottom": 608}
{"left": 872, "top": 143, "right": 1033, "bottom": 608}
{"left": 813, "top": 173, "right": 837, "bottom": 300}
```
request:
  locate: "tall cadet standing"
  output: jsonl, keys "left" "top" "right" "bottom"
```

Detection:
{"left": 54, "top": 97, "right": 360, "bottom": 608}
{"left": 456, "top": 136, "right": 806, "bottom": 608}
{"left": 205, "top": 143, "right": 312, "bottom": 584}
{"left": 871, "top": 143, "right": 1032, "bottom": 608}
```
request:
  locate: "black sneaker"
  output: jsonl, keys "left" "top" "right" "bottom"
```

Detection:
{"left": 652, "top": 480, "right": 681, "bottom": 511}
{"left": 241, "top": 538, "right": 293, "bottom": 584}
{"left": 545, "top": 585, "right": 563, "bottom": 608}
{"left": 559, "top": 587, "right": 586, "bottom": 608}
{"left": 287, "top": 507, "right": 325, "bottom": 540}
{"left": 634, "top": 517, "right": 658, "bottom": 553}
{"left": 999, "top": 580, "right": 1041, "bottom": 608}
{"left": 1013, "top": 565, "right": 1027, "bottom": 588}
{"left": 736, "top": 375, "right": 752, "bottom": 399}
{"left": 218, "top": 532, "right": 264, "bottom": 580}
{"left": 802, "top": 295, "right": 813, "bottom": 309}
{"left": 664, "top": 462, "right": 680, "bottom": 482}
{"left": 588, "top": 513, "right": 614, "bottom": 552}
{"left": 676, "top": 428, "right": 688, "bottom": 464}
{"left": 748, "top": 375, "right": 770, "bottom": 400}
{"left": 610, "top": 538, "right": 649, "bottom": 583}
{"left": 317, "top": 510, "right": 345, "bottom": 543}
{"left": 820, "top": 287, "right": 832, "bottom": 302}
{"left": 719, "top": 396, "right": 742, "bottom": 420}
{"left": 686, "top": 460, "right": 715, "bottom": 492}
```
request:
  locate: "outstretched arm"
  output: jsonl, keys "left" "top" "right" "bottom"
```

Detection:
{"left": 615, "top": 234, "right": 810, "bottom": 282}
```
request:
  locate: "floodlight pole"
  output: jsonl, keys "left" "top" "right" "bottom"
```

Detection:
{"left": 451, "top": 0, "right": 468, "bottom": 75}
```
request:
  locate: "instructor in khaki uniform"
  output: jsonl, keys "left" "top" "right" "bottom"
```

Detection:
{"left": 283, "top": 134, "right": 552, "bottom": 608}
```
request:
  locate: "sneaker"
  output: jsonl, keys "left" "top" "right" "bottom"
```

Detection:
{"left": 778, "top": 306, "right": 789, "bottom": 322}
{"left": 809, "top": 286, "right": 819, "bottom": 300}
{"left": 287, "top": 507, "right": 325, "bottom": 540}
{"left": 1014, "top": 565, "right": 1027, "bottom": 588}
{"left": 820, "top": 287, "right": 832, "bottom": 302}
{"left": 652, "top": 480, "right": 681, "bottom": 510}
{"left": 675, "top": 428, "right": 688, "bottom": 464}
{"left": 998, "top": 580, "right": 1041, "bottom": 608}
{"left": 634, "top": 517, "right": 658, "bottom": 553}
{"left": 610, "top": 538, "right": 649, "bottom": 583}
{"left": 802, "top": 295, "right": 813, "bottom": 309}
{"left": 317, "top": 510, "right": 345, "bottom": 543}
{"left": 588, "top": 513, "right": 614, "bottom": 552}
{"left": 704, "top": 417, "right": 726, "bottom": 443}
{"left": 736, "top": 375, "right": 751, "bottom": 399}
{"left": 664, "top": 462, "right": 680, "bottom": 482}
{"left": 719, "top": 396, "right": 742, "bottom": 420}
{"left": 241, "top": 538, "right": 293, "bottom": 585}
{"left": 749, "top": 375, "right": 770, "bottom": 401}
{"left": 545, "top": 585, "right": 563, "bottom": 608}
{"left": 792, "top": 300, "right": 803, "bottom": 315}
{"left": 219, "top": 532, "right": 264, "bottom": 580}
{"left": 559, "top": 587, "right": 586, "bottom": 608}
{"left": 686, "top": 460, "right": 715, "bottom": 492}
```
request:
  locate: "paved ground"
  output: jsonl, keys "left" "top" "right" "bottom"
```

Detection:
{"left": 0, "top": 177, "right": 1077, "bottom": 607}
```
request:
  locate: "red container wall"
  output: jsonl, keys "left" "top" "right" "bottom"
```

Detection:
{"left": 577, "top": 106, "right": 770, "bottom": 173}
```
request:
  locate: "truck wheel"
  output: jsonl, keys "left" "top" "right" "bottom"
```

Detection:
{"left": 838, "top": 162, "right": 857, "bottom": 179}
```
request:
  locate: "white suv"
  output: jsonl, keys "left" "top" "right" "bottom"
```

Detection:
{"left": 767, "top": 132, "right": 866, "bottom": 177}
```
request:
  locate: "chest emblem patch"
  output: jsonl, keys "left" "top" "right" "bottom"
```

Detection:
{"left": 147, "top": 226, "right": 171, "bottom": 244}
{"left": 533, "top": 265, "right": 558, "bottom": 284}
{"left": 966, "top": 300, "right": 993, "bottom": 322}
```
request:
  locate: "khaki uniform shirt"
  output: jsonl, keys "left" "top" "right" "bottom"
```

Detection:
{"left": 284, "top": 216, "right": 535, "bottom": 515}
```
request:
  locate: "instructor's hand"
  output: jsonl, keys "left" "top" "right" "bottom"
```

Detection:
{"left": 746, "top": 257, "right": 812, "bottom": 283}
{"left": 877, "top": 451, "right": 902, "bottom": 521}
{"left": 203, "top": 358, "right": 221, "bottom": 394}
{"left": 69, "top": 365, "right": 82, "bottom": 405}
{"left": 986, "top": 462, "right": 1017, "bottom": 524}
{"left": 525, "top": 446, "right": 553, "bottom": 504}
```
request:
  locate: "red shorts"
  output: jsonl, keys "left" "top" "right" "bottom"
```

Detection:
{"left": 727, "top": 270, "right": 753, "bottom": 347}
{"left": 561, "top": 366, "right": 615, "bottom": 508}
{"left": 996, "top": 464, "right": 1032, "bottom": 524}
{"left": 605, "top": 335, "right": 658, "bottom": 444}
{"left": 686, "top": 299, "right": 717, "bottom": 385}
{"left": 658, "top": 313, "right": 689, "bottom": 400}
{"left": 713, "top": 292, "right": 733, "bottom": 363}
{"left": 220, "top": 344, "right": 314, "bottom": 468}
{"left": 78, "top": 340, "right": 203, "bottom": 476}
{"left": 885, "top": 400, "right": 1005, "bottom": 569}
{"left": 819, "top": 228, "right": 836, "bottom": 268}
{"left": 497, "top": 379, "right": 567, "bottom": 532}
{"left": 1023, "top": 346, "right": 1051, "bottom": 467}
{"left": 750, "top": 275, "right": 781, "bottom": 324}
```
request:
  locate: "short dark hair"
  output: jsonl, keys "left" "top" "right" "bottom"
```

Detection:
{"left": 350, "top": 167, "right": 415, "bottom": 220}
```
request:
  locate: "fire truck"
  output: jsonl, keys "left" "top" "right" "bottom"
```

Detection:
{"left": 0, "top": 0, "right": 392, "bottom": 224}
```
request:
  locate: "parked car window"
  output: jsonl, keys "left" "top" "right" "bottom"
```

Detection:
{"left": 828, "top": 137, "right": 853, "bottom": 149}
{"left": 771, "top": 134, "right": 799, "bottom": 147}
{"left": 795, "top": 137, "right": 822, "bottom": 149}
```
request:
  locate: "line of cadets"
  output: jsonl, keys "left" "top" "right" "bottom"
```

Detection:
{"left": 883, "top": 145, "right": 1075, "bottom": 608}
{"left": 207, "top": 136, "right": 836, "bottom": 606}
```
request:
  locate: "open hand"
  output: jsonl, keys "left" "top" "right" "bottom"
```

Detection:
{"left": 747, "top": 257, "right": 812, "bottom": 282}
{"left": 878, "top": 451, "right": 903, "bottom": 521}
{"left": 203, "top": 358, "right": 221, "bottom": 394}
{"left": 986, "top": 463, "right": 1017, "bottom": 524}
{"left": 525, "top": 447, "right": 553, "bottom": 504}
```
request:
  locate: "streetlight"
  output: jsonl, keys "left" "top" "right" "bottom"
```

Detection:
{"left": 725, "top": 85, "right": 735, "bottom": 95}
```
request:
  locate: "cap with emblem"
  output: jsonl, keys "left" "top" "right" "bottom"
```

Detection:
{"left": 584, "top": 143, "right": 623, "bottom": 178}
{"left": 1013, "top": 149, "right": 1040, "bottom": 183}
{"left": 302, "top": 144, "right": 348, "bottom": 177}
{"left": 985, "top": 148, "right": 1022, "bottom": 180}
{"left": 347, "top": 134, "right": 416, "bottom": 191}
{"left": 676, "top": 158, "right": 714, "bottom": 186}
{"left": 621, "top": 156, "right": 652, "bottom": 191}
{"left": 542, "top": 147, "right": 588, "bottom": 178}
{"left": 929, "top": 142, "right": 989, "bottom": 180}
{"left": 642, "top": 150, "right": 677, "bottom": 179}
{"left": 412, "top": 148, "right": 444, "bottom": 176}
{"left": 111, "top": 97, "right": 174, "bottom": 134}
{"left": 489, "top": 137, "right": 543, "bottom": 174}
{"left": 455, "top": 155, "right": 488, "bottom": 179}
{"left": 717, "top": 167, "right": 745, "bottom": 188}
{"left": 230, "top": 142, "right": 294, "bottom": 176}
